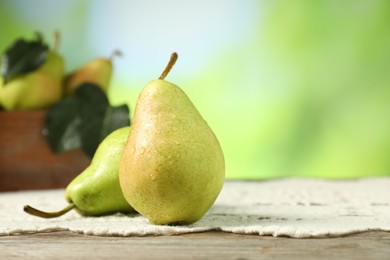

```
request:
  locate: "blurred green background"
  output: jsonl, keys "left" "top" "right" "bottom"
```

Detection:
{"left": 1, "top": 0, "right": 390, "bottom": 179}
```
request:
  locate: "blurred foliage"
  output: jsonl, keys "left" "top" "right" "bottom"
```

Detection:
{"left": 249, "top": 0, "right": 390, "bottom": 178}
{"left": 1, "top": 0, "right": 390, "bottom": 179}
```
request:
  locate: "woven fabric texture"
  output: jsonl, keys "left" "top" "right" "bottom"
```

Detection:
{"left": 1, "top": 178, "right": 389, "bottom": 238}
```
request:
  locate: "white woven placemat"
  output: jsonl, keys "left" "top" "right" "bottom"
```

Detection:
{"left": 1, "top": 178, "right": 389, "bottom": 238}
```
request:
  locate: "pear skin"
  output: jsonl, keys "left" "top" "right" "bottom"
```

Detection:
{"left": 40, "top": 50, "right": 65, "bottom": 79}
{"left": 24, "top": 127, "right": 136, "bottom": 218}
{"left": 64, "top": 50, "right": 120, "bottom": 95}
{"left": 120, "top": 53, "right": 225, "bottom": 225}
{"left": 0, "top": 50, "right": 64, "bottom": 111}
{"left": 65, "top": 126, "right": 135, "bottom": 216}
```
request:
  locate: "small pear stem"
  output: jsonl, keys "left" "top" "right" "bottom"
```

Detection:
{"left": 23, "top": 203, "right": 75, "bottom": 219}
{"left": 53, "top": 30, "right": 61, "bottom": 51}
{"left": 109, "top": 49, "right": 123, "bottom": 61}
{"left": 159, "top": 52, "right": 178, "bottom": 80}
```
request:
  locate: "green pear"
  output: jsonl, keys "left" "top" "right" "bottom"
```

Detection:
{"left": 24, "top": 127, "right": 136, "bottom": 218}
{"left": 0, "top": 34, "right": 64, "bottom": 111}
{"left": 120, "top": 53, "right": 225, "bottom": 225}
{"left": 63, "top": 50, "right": 121, "bottom": 96}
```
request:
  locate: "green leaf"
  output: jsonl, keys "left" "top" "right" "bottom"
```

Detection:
{"left": 101, "top": 105, "right": 131, "bottom": 139}
{"left": 1, "top": 38, "right": 49, "bottom": 83}
{"left": 44, "top": 83, "right": 131, "bottom": 157}
{"left": 44, "top": 95, "right": 83, "bottom": 153}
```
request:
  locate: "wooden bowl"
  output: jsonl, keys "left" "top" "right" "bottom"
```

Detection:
{"left": 0, "top": 110, "right": 91, "bottom": 191}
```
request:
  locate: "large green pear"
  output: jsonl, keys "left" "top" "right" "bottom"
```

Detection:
{"left": 120, "top": 53, "right": 225, "bottom": 225}
{"left": 24, "top": 127, "right": 136, "bottom": 218}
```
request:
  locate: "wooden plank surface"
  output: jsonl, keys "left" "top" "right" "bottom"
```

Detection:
{"left": 1, "top": 231, "right": 389, "bottom": 259}
{"left": 0, "top": 110, "right": 91, "bottom": 191}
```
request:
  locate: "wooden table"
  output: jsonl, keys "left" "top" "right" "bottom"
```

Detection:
{"left": 1, "top": 230, "right": 389, "bottom": 259}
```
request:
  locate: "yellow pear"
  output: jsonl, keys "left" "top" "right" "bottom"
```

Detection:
{"left": 0, "top": 34, "right": 64, "bottom": 111}
{"left": 63, "top": 50, "right": 121, "bottom": 95}
{"left": 120, "top": 53, "right": 225, "bottom": 225}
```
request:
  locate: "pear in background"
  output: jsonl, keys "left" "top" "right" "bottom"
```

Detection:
{"left": 24, "top": 127, "right": 136, "bottom": 218}
{"left": 63, "top": 50, "right": 121, "bottom": 95}
{"left": 120, "top": 53, "right": 225, "bottom": 225}
{"left": 0, "top": 32, "right": 64, "bottom": 111}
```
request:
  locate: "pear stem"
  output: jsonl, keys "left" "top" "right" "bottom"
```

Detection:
{"left": 159, "top": 52, "right": 178, "bottom": 80}
{"left": 23, "top": 203, "right": 75, "bottom": 219}
{"left": 109, "top": 49, "right": 123, "bottom": 61}
{"left": 53, "top": 30, "right": 61, "bottom": 51}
